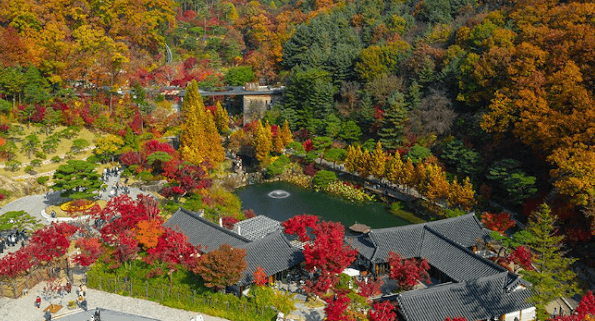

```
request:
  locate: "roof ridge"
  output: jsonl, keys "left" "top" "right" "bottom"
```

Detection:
{"left": 425, "top": 212, "right": 477, "bottom": 227}
{"left": 176, "top": 207, "right": 252, "bottom": 243}
{"left": 424, "top": 227, "right": 506, "bottom": 277}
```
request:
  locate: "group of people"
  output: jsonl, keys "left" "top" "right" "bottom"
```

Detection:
{"left": 0, "top": 229, "right": 28, "bottom": 253}
{"left": 36, "top": 282, "right": 89, "bottom": 320}
{"left": 102, "top": 166, "right": 121, "bottom": 182}
{"left": 102, "top": 166, "right": 133, "bottom": 198}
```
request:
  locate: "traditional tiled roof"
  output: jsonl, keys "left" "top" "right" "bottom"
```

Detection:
{"left": 425, "top": 213, "right": 491, "bottom": 247}
{"left": 165, "top": 207, "right": 250, "bottom": 252}
{"left": 420, "top": 229, "right": 505, "bottom": 282}
{"left": 367, "top": 225, "right": 425, "bottom": 262}
{"left": 233, "top": 215, "right": 282, "bottom": 241}
{"left": 237, "top": 231, "right": 304, "bottom": 286}
{"left": 347, "top": 234, "right": 377, "bottom": 261}
{"left": 350, "top": 213, "right": 491, "bottom": 264}
{"left": 396, "top": 272, "right": 534, "bottom": 321}
{"left": 348, "top": 213, "right": 503, "bottom": 282}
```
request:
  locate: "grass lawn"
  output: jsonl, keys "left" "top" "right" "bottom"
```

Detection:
{"left": 2, "top": 124, "right": 100, "bottom": 178}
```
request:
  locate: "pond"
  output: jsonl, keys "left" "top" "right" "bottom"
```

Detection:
{"left": 236, "top": 181, "right": 412, "bottom": 235}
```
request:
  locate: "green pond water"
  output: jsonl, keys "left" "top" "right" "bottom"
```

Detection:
{"left": 236, "top": 181, "right": 411, "bottom": 234}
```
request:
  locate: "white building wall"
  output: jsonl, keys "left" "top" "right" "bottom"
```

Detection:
{"left": 502, "top": 307, "right": 535, "bottom": 321}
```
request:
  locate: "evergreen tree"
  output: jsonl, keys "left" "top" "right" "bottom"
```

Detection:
{"left": 379, "top": 92, "right": 408, "bottom": 150}
{"left": 53, "top": 160, "right": 103, "bottom": 199}
{"left": 521, "top": 204, "right": 580, "bottom": 320}
{"left": 369, "top": 142, "right": 386, "bottom": 179}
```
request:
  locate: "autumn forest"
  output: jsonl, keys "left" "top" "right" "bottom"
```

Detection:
{"left": 1, "top": 0, "right": 595, "bottom": 262}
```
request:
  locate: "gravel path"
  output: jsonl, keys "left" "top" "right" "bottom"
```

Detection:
{"left": 0, "top": 282, "right": 229, "bottom": 321}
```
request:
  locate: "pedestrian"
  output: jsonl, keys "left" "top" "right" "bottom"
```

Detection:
{"left": 77, "top": 294, "right": 84, "bottom": 308}
{"left": 65, "top": 282, "right": 72, "bottom": 294}
{"left": 44, "top": 310, "right": 52, "bottom": 321}
{"left": 35, "top": 296, "right": 41, "bottom": 309}
{"left": 81, "top": 282, "right": 87, "bottom": 296}
{"left": 94, "top": 307, "right": 101, "bottom": 321}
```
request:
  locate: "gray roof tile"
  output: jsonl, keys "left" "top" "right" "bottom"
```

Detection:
{"left": 420, "top": 229, "right": 505, "bottom": 282}
{"left": 233, "top": 215, "right": 282, "bottom": 241}
{"left": 397, "top": 272, "right": 533, "bottom": 321}
{"left": 237, "top": 231, "right": 304, "bottom": 285}
{"left": 426, "top": 213, "right": 490, "bottom": 247}
{"left": 368, "top": 225, "right": 425, "bottom": 262}
{"left": 165, "top": 208, "right": 250, "bottom": 252}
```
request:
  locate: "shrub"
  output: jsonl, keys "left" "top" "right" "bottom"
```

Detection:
{"left": 37, "top": 176, "right": 50, "bottom": 185}
{"left": 243, "top": 209, "right": 256, "bottom": 219}
{"left": 265, "top": 155, "right": 290, "bottom": 177}
{"left": 35, "top": 151, "right": 47, "bottom": 159}
{"left": 287, "top": 141, "right": 305, "bottom": 156}
{"left": 390, "top": 201, "right": 404, "bottom": 213}
{"left": 221, "top": 216, "right": 239, "bottom": 229}
{"left": 30, "top": 159, "right": 43, "bottom": 167}
{"left": 5, "top": 160, "right": 22, "bottom": 171}
{"left": 51, "top": 156, "right": 62, "bottom": 163}
{"left": 312, "top": 170, "right": 337, "bottom": 188}
{"left": 323, "top": 181, "right": 374, "bottom": 202}
{"left": 86, "top": 155, "right": 99, "bottom": 163}
{"left": 24, "top": 165, "right": 34, "bottom": 173}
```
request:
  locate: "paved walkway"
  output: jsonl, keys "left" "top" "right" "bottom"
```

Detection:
{"left": 0, "top": 282, "right": 229, "bottom": 321}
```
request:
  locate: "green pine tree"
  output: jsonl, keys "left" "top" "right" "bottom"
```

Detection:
{"left": 379, "top": 92, "right": 408, "bottom": 150}
{"left": 521, "top": 204, "right": 580, "bottom": 320}
{"left": 53, "top": 160, "right": 103, "bottom": 199}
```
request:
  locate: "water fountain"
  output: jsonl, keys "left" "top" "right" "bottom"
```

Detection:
{"left": 267, "top": 189, "right": 291, "bottom": 199}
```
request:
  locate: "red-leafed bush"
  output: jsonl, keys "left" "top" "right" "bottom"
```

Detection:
{"left": 253, "top": 266, "right": 268, "bottom": 286}
{"left": 509, "top": 246, "right": 533, "bottom": 271}
{"left": 0, "top": 123, "right": 9, "bottom": 132}
{"left": 120, "top": 151, "right": 142, "bottom": 166}
{"left": 303, "top": 163, "right": 320, "bottom": 176}
{"left": 221, "top": 216, "right": 238, "bottom": 229}
{"left": 303, "top": 139, "right": 314, "bottom": 152}
{"left": 243, "top": 209, "right": 256, "bottom": 219}
{"left": 481, "top": 211, "right": 516, "bottom": 234}
{"left": 387, "top": 252, "right": 431, "bottom": 290}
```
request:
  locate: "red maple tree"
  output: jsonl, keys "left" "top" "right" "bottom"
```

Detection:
{"left": 552, "top": 291, "right": 595, "bottom": 321}
{"left": 368, "top": 300, "right": 397, "bottom": 321}
{"left": 282, "top": 214, "right": 319, "bottom": 242}
{"left": 444, "top": 317, "right": 467, "bottom": 321}
{"left": 324, "top": 292, "right": 353, "bottom": 321}
{"left": 29, "top": 223, "right": 75, "bottom": 264}
{"left": 253, "top": 266, "right": 268, "bottom": 286}
{"left": 509, "top": 246, "right": 533, "bottom": 271}
{"left": 73, "top": 237, "right": 104, "bottom": 267}
{"left": 0, "top": 248, "right": 33, "bottom": 279}
{"left": 387, "top": 252, "right": 431, "bottom": 290}
{"left": 481, "top": 212, "right": 516, "bottom": 234}
{"left": 356, "top": 278, "right": 384, "bottom": 298}
{"left": 284, "top": 216, "right": 357, "bottom": 296}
